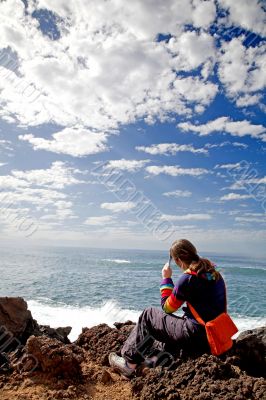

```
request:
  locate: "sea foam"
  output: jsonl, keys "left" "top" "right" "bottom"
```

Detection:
{"left": 27, "top": 299, "right": 265, "bottom": 342}
{"left": 102, "top": 259, "right": 131, "bottom": 264}
{"left": 28, "top": 299, "right": 139, "bottom": 341}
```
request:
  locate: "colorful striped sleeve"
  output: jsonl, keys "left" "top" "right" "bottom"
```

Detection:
{"left": 160, "top": 276, "right": 186, "bottom": 314}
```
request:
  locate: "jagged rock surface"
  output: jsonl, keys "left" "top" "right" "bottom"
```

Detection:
{"left": 38, "top": 325, "right": 72, "bottom": 344}
{"left": 0, "top": 298, "right": 265, "bottom": 400}
{"left": 24, "top": 335, "right": 84, "bottom": 378}
{"left": 0, "top": 297, "right": 37, "bottom": 347}
{"left": 0, "top": 297, "right": 72, "bottom": 348}
{"left": 131, "top": 354, "right": 266, "bottom": 400}
{"left": 75, "top": 321, "right": 135, "bottom": 365}
{"left": 228, "top": 326, "right": 266, "bottom": 378}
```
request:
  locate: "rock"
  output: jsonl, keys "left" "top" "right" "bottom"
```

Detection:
{"left": 131, "top": 354, "right": 265, "bottom": 400}
{"left": 228, "top": 326, "right": 266, "bottom": 378}
{"left": 0, "top": 297, "right": 37, "bottom": 347}
{"left": 55, "top": 327, "right": 72, "bottom": 341}
{"left": 0, "top": 352, "right": 11, "bottom": 373}
{"left": 75, "top": 323, "right": 135, "bottom": 366}
{"left": 24, "top": 335, "right": 84, "bottom": 379}
{"left": 38, "top": 325, "right": 72, "bottom": 344}
{"left": 1, "top": 297, "right": 265, "bottom": 400}
{"left": 0, "top": 297, "right": 72, "bottom": 352}
{"left": 113, "top": 321, "right": 135, "bottom": 330}
{"left": 100, "top": 369, "right": 113, "bottom": 383}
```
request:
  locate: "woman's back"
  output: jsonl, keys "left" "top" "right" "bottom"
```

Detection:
{"left": 178, "top": 272, "right": 226, "bottom": 323}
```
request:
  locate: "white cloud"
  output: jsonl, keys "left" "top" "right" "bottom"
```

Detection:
{"left": 84, "top": 215, "right": 115, "bottom": 225}
{"left": 221, "top": 193, "right": 252, "bottom": 200}
{"left": 101, "top": 201, "right": 136, "bottom": 213}
{"left": 161, "top": 213, "right": 212, "bottom": 221}
{"left": 0, "top": 139, "right": 13, "bottom": 152}
{"left": 0, "top": 175, "right": 29, "bottom": 189}
{"left": 1, "top": 188, "right": 67, "bottom": 204}
{"left": 163, "top": 190, "right": 192, "bottom": 198}
{"left": 53, "top": 200, "right": 76, "bottom": 220}
{"left": 227, "top": 182, "right": 245, "bottom": 190}
{"left": 146, "top": 165, "right": 208, "bottom": 177}
{"left": 243, "top": 213, "right": 265, "bottom": 217}
{"left": 33, "top": 0, "right": 217, "bottom": 38}
{"left": 0, "top": 161, "right": 85, "bottom": 191}
{"left": 0, "top": 187, "right": 76, "bottom": 222}
{"left": 10, "top": 161, "right": 85, "bottom": 189}
{"left": 178, "top": 117, "right": 266, "bottom": 141}
{"left": 0, "top": 162, "right": 87, "bottom": 223}
{"left": 167, "top": 30, "right": 216, "bottom": 75}
{"left": 245, "top": 177, "right": 266, "bottom": 185}
{"left": 218, "top": 0, "right": 266, "bottom": 37}
{"left": 136, "top": 143, "right": 208, "bottom": 155}
{"left": 0, "top": 0, "right": 218, "bottom": 143}
{"left": 236, "top": 94, "right": 262, "bottom": 107}
{"left": 215, "top": 162, "right": 242, "bottom": 169}
{"left": 205, "top": 141, "right": 248, "bottom": 149}
{"left": 228, "top": 176, "right": 266, "bottom": 190}
{"left": 104, "top": 159, "right": 150, "bottom": 172}
{"left": 192, "top": 0, "right": 216, "bottom": 29}
{"left": 173, "top": 76, "right": 218, "bottom": 108}
{"left": 218, "top": 37, "right": 266, "bottom": 106}
{"left": 235, "top": 216, "right": 266, "bottom": 224}
{"left": 19, "top": 128, "right": 109, "bottom": 157}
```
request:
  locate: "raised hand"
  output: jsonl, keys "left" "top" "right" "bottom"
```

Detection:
{"left": 162, "top": 262, "right": 172, "bottom": 279}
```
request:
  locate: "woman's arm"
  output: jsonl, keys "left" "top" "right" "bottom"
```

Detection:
{"left": 160, "top": 277, "right": 185, "bottom": 314}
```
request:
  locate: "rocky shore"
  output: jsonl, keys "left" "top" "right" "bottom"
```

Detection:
{"left": 0, "top": 297, "right": 265, "bottom": 400}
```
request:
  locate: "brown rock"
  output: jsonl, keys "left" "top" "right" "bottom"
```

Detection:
{"left": 100, "top": 369, "right": 113, "bottom": 383}
{"left": 38, "top": 325, "right": 72, "bottom": 344}
{"left": 131, "top": 353, "right": 265, "bottom": 400}
{"left": 0, "top": 297, "right": 72, "bottom": 354}
{"left": 24, "top": 335, "right": 84, "bottom": 379}
{"left": 113, "top": 321, "right": 135, "bottom": 330}
{"left": 1, "top": 298, "right": 266, "bottom": 400}
{"left": 229, "top": 326, "right": 266, "bottom": 378}
{"left": 0, "top": 297, "right": 37, "bottom": 347}
{"left": 75, "top": 323, "right": 134, "bottom": 365}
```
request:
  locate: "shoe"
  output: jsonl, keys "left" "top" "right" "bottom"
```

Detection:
{"left": 143, "top": 357, "right": 156, "bottom": 368}
{"left": 108, "top": 353, "right": 135, "bottom": 377}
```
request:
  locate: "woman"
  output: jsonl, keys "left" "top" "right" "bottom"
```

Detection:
{"left": 109, "top": 239, "right": 226, "bottom": 377}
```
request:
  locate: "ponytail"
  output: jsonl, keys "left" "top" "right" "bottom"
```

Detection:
{"left": 189, "top": 257, "right": 221, "bottom": 281}
{"left": 170, "top": 239, "right": 221, "bottom": 281}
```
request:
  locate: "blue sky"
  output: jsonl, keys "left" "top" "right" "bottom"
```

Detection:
{"left": 0, "top": 0, "right": 265, "bottom": 255}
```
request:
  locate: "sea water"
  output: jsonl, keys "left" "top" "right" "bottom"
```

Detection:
{"left": 0, "top": 246, "right": 265, "bottom": 341}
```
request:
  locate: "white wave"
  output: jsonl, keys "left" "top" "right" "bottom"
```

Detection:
{"left": 231, "top": 315, "right": 266, "bottom": 338}
{"left": 27, "top": 299, "right": 140, "bottom": 342}
{"left": 27, "top": 299, "right": 265, "bottom": 343}
{"left": 103, "top": 259, "right": 131, "bottom": 264}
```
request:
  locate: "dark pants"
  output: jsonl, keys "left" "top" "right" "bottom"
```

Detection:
{"left": 121, "top": 306, "right": 209, "bottom": 365}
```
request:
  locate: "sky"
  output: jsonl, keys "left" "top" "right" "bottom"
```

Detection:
{"left": 0, "top": 0, "right": 265, "bottom": 256}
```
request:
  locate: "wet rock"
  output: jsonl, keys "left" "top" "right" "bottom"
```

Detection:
{"left": 113, "top": 321, "right": 135, "bottom": 330}
{"left": 24, "top": 335, "right": 84, "bottom": 379}
{"left": 228, "top": 326, "right": 266, "bottom": 378}
{"left": 0, "top": 297, "right": 37, "bottom": 347}
{"left": 38, "top": 325, "right": 72, "bottom": 344}
{"left": 0, "top": 297, "right": 72, "bottom": 354}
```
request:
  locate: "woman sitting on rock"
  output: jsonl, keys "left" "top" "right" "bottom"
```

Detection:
{"left": 109, "top": 238, "right": 229, "bottom": 377}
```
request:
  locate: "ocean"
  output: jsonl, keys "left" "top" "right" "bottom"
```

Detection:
{"left": 0, "top": 246, "right": 265, "bottom": 342}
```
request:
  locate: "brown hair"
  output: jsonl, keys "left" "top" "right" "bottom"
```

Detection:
{"left": 170, "top": 239, "right": 220, "bottom": 281}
